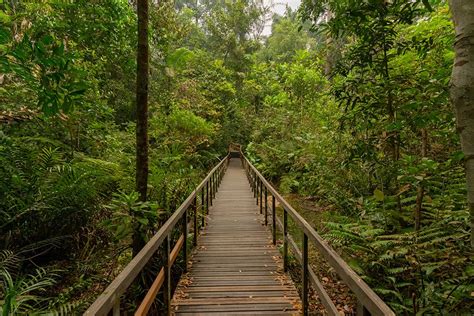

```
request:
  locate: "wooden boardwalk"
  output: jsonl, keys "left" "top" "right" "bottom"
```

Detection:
{"left": 172, "top": 158, "right": 301, "bottom": 315}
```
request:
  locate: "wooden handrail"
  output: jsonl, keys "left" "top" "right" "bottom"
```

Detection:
{"left": 134, "top": 234, "right": 185, "bottom": 316}
{"left": 84, "top": 155, "right": 229, "bottom": 316}
{"left": 240, "top": 152, "right": 395, "bottom": 316}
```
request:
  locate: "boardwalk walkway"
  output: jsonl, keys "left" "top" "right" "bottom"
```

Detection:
{"left": 172, "top": 158, "right": 301, "bottom": 315}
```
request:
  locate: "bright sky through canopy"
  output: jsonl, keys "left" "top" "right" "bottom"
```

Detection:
{"left": 263, "top": 0, "right": 302, "bottom": 35}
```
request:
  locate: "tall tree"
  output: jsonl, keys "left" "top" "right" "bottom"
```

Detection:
{"left": 449, "top": 0, "right": 474, "bottom": 247}
{"left": 135, "top": 0, "right": 149, "bottom": 255}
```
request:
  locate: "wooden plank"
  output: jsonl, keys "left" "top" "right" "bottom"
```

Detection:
{"left": 175, "top": 303, "right": 297, "bottom": 312}
{"left": 185, "top": 286, "right": 296, "bottom": 292}
{"left": 175, "top": 312, "right": 298, "bottom": 316}
{"left": 188, "top": 292, "right": 299, "bottom": 298}
{"left": 172, "top": 159, "right": 301, "bottom": 315}
{"left": 175, "top": 297, "right": 300, "bottom": 305}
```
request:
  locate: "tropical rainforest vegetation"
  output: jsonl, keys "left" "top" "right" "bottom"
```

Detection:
{"left": 0, "top": 0, "right": 472, "bottom": 314}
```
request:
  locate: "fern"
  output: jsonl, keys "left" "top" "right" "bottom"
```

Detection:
{"left": 0, "top": 251, "right": 20, "bottom": 277}
{"left": 0, "top": 268, "right": 57, "bottom": 315}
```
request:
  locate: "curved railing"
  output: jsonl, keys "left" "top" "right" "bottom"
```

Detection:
{"left": 241, "top": 152, "right": 395, "bottom": 316}
{"left": 84, "top": 155, "right": 229, "bottom": 315}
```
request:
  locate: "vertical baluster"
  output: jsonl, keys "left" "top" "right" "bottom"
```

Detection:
{"left": 259, "top": 181, "right": 263, "bottom": 214}
{"left": 113, "top": 298, "right": 120, "bottom": 316}
{"left": 213, "top": 172, "right": 216, "bottom": 197}
{"left": 214, "top": 172, "right": 218, "bottom": 194}
{"left": 264, "top": 187, "right": 268, "bottom": 225}
{"left": 357, "top": 302, "right": 371, "bottom": 316}
{"left": 201, "top": 188, "right": 205, "bottom": 227}
{"left": 193, "top": 196, "right": 198, "bottom": 246}
{"left": 248, "top": 166, "right": 251, "bottom": 185}
{"left": 283, "top": 209, "right": 288, "bottom": 272}
{"left": 206, "top": 181, "right": 209, "bottom": 215}
{"left": 183, "top": 208, "right": 188, "bottom": 273}
{"left": 210, "top": 175, "right": 213, "bottom": 206}
{"left": 302, "top": 233, "right": 309, "bottom": 316}
{"left": 252, "top": 171, "right": 256, "bottom": 196}
{"left": 164, "top": 234, "right": 171, "bottom": 316}
{"left": 272, "top": 195, "right": 276, "bottom": 245}
{"left": 214, "top": 172, "right": 217, "bottom": 194}
{"left": 256, "top": 178, "right": 259, "bottom": 204}
{"left": 253, "top": 175, "right": 256, "bottom": 198}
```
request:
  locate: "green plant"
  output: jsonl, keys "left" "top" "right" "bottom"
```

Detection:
{"left": 0, "top": 268, "right": 57, "bottom": 315}
{"left": 103, "top": 191, "right": 160, "bottom": 244}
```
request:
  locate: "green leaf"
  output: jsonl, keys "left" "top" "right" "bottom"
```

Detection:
{"left": 137, "top": 218, "right": 149, "bottom": 226}
{"left": 374, "top": 189, "right": 384, "bottom": 201}
{"left": 166, "top": 47, "right": 194, "bottom": 70}
{"left": 0, "top": 11, "right": 10, "bottom": 23}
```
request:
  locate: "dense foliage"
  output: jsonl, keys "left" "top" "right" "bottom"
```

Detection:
{"left": 246, "top": 2, "right": 471, "bottom": 314}
{"left": 0, "top": 0, "right": 471, "bottom": 314}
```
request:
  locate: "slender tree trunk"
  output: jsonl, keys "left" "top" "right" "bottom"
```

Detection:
{"left": 415, "top": 128, "right": 429, "bottom": 231}
{"left": 415, "top": 185, "right": 424, "bottom": 231}
{"left": 134, "top": 0, "right": 149, "bottom": 256}
{"left": 449, "top": 0, "right": 474, "bottom": 248}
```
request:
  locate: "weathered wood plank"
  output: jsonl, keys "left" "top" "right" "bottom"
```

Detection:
{"left": 172, "top": 159, "right": 301, "bottom": 315}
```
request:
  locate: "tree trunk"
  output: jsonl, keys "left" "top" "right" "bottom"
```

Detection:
{"left": 134, "top": 0, "right": 149, "bottom": 256}
{"left": 449, "top": 0, "right": 474, "bottom": 248}
{"left": 415, "top": 128, "right": 429, "bottom": 231}
{"left": 415, "top": 185, "right": 424, "bottom": 231}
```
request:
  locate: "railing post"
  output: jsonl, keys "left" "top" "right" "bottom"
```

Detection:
{"left": 201, "top": 188, "right": 205, "bottom": 227}
{"left": 249, "top": 167, "right": 252, "bottom": 191}
{"left": 113, "top": 298, "right": 120, "bottom": 316}
{"left": 193, "top": 196, "right": 198, "bottom": 246}
{"left": 164, "top": 234, "right": 171, "bottom": 316}
{"left": 253, "top": 171, "right": 256, "bottom": 197}
{"left": 272, "top": 195, "right": 276, "bottom": 245}
{"left": 264, "top": 187, "right": 268, "bottom": 225}
{"left": 213, "top": 172, "right": 216, "bottom": 197}
{"left": 302, "top": 233, "right": 309, "bottom": 316}
{"left": 183, "top": 208, "right": 188, "bottom": 273}
{"left": 215, "top": 172, "right": 218, "bottom": 194}
{"left": 210, "top": 175, "right": 213, "bottom": 206}
{"left": 357, "top": 302, "right": 371, "bottom": 316}
{"left": 256, "top": 178, "right": 259, "bottom": 204}
{"left": 206, "top": 181, "right": 209, "bottom": 213}
{"left": 259, "top": 180, "right": 263, "bottom": 214}
{"left": 283, "top": 208, "right": 288, "bottom": 272}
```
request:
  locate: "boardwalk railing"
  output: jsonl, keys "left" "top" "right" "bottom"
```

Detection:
{"left": 84, "top": 155, "right": 229, "bottom": 316}
{"left": 241, "top": 152, "right": 395, "bottom": 316}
